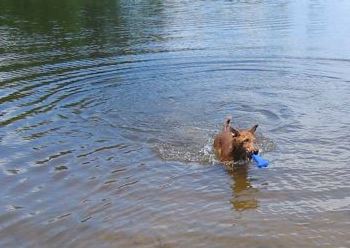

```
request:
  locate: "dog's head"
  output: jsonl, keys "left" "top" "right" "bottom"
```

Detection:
{"left": 230, "top": 124, "right": 259, "bottom": 161}
{"left": 214, "top": 116, "right": 260, "bottom": 162}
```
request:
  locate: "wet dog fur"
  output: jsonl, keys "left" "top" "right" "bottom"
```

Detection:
{"left": 213, "top": 116, "right": 259, "bottom": 162}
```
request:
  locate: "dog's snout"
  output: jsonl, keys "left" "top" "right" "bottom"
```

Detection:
{"left": 247, "top": 149, "right": 259, "bottom": 159}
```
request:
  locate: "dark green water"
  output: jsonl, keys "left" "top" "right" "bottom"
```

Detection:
{"left": 1, "top": 1, "right": 350, "bottom": 247}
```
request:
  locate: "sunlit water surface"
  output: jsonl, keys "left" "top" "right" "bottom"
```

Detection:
{"left": 1, "top": 0, "right": 350, "bottom": 247}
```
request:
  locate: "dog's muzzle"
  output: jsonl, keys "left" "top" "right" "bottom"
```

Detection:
{"left": 248, "top": 149, "right": 259, "bottom": 158}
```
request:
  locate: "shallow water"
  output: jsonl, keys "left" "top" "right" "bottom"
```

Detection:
{"left": 1, "top": 0, "right": 350, "bottom": 247}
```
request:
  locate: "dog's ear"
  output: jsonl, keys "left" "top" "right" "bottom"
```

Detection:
{"left": 223, "top": 115, "right": 232, "bottom": 132}
{"left": 230, "top": 127, "right": 240, "bottom": 137}
{"left": 249, "top": 124, "right": 258, "bottom": 133}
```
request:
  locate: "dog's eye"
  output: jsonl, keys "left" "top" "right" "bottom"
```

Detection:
{"left": 244, "top": 139, "right": 250, "bottom": 143}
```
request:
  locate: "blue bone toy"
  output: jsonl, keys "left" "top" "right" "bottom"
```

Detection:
{"left": 252, "top": 154, "right": 269, "bottom": 168}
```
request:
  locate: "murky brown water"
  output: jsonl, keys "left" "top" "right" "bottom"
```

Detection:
{"left": 1, "top": 0, "right": 350, "bottom": 247}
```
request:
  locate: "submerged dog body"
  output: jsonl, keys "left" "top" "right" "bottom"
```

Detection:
{"left": 213, "top": 116, "right": 259, "bottom": 162}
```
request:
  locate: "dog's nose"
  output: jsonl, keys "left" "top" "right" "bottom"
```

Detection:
{"left": 253, "top": 150, "right": 259, "bottom": 155}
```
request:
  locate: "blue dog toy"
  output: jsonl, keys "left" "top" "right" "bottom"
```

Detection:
{"left": 252, "top": 154, "right": 269, "bottom": 168}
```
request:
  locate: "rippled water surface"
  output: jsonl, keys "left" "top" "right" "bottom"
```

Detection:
{"left": 1, "top": 0, "right": 350, "bottom": 247}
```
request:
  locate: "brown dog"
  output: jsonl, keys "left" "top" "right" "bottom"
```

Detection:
{"left": 213, "top": 116, "right": 259, "bottom": 162}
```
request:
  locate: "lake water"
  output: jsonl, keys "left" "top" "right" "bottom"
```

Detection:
{"left": 1, "top": 0, "right": 350, "bottom": 247}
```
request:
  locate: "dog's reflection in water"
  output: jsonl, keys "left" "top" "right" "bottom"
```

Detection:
{"left": 225, "top": 163, "right": 259, "bottom": 211}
